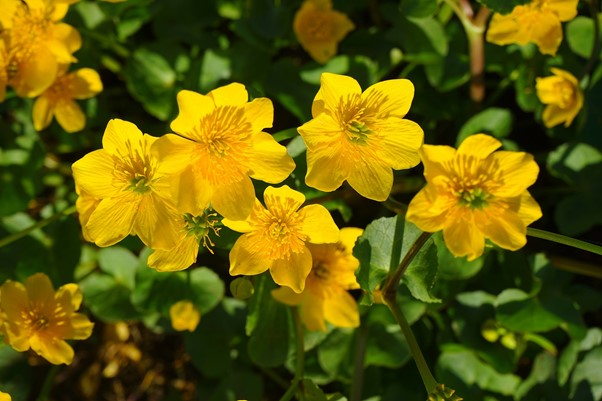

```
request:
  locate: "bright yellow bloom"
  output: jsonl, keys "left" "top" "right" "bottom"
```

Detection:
{"left": 298, "top": 73, "right": 424, "bottom": 201}
{"left": 72, "top": 119, "right": 181, "bottom": 249}
{"left": 147, "top": 210, "right": 221, "bottom": 272}
{"left": 406, "top": 134, "right": 542, "bottom": 261}
{"left": 486, "top": 0, "right": 578, "bottom": 56}
{"left": 0, "top": 391, "right": 10, "bottom": 401}
{"left": 0, "top": 273, "right": 94, "bottom": 365}
{"left": 272, "top": 227, "right": 362, "bottom": 331}
{"left": 223, "top": 185, "right": 339, "bottom": 293}
{"left": 154, "top": 84, "right": 295, "bottom": 220}
{"left": 169, "top": 300, "right": 200, "bottom": 332}
{"left": 536, "top": 68, "right": 583, "bottom": 128}
{"left": 293, "top": 0, "right": 354, "bottom": 64}
{"left": 33, "top": 67, "right": 102, "bottom": 133}
{"left": 0, "top": 0, "right": 81, "bottom": 97}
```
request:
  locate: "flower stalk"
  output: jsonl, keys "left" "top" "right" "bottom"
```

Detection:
{"left": 278, "top": 307, "right": 306, "bottom": 401}
{"left": 0, "top": 205, "right": 77, "bottom": 248}
{"left": 527, "top": 228, "right": 602, "bottom": 256}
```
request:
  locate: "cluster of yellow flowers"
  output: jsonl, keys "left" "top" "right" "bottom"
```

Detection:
{"left": 71, "top": 71, "right": 542, "bottom": 331}
{"left": 0, "top": 273, "right": 93, "bottom": 365}
{"left": 0, "top": 0, "right": 102, "bottom": 133}
{"left": 486, "top": 0, "right": 583, "bottom": 128}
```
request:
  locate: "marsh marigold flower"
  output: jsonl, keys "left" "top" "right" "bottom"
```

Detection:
{"left": 154, "top": 84, "right": 295, "bottom": 220}
{"left": 33, "top": 67, "right": 102, "bottom": 133}
{"left": 0, "top": 0, "right": 81, "bottom": 98}
{"left": 486, "top": 0, "right": 578, "bottom": 56}
{"left": 272, "top": 227, "right": 362, "bottom": 331}
{"left": 0, "top": 273, "right": 94, "bottom": 365}
{"left": 298, "top": 73, "right": 424, "bottom": 201}
{"left": 223, "top": 185, "right": 339, "bottom": 293}
{"left": 169, "top": 300, "right": 200, "bottom": 332}
{"left": 72, "top": 119, "right": 181, "bottom": 249}
{"left": 536, "top": 68, "right": 583, "bottom": 128}
{"left": 147, "top": 209, "right": 221, "bottom": 272}
{"left": 293, "top": 0, "right": 354, "bottom": 64}
{"left": 406, "top": 134, "right": 542, "bottom": 261}
{"left": 0, "top": 391, "right": 10, "bottom": 401}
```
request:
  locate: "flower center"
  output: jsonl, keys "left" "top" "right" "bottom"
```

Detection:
{"left": 312, "top": 263, "right": 330, "bottom": 280}
{"left": 457, "top": 188, "right": 490, "bottom": 209}
{"left": 554, "top": 81, "right": 575, "bottom": 109}
{"left": 302, "top": 13, "right": 332, "bottom": 41}
{"left": 183, "top": 210, "right": 221, "bottom": 254}
{"left": 113, "top": 140, "right": 156, "bottom": 194}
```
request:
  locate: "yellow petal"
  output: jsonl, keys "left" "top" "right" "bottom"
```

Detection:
{"left": 132, "top": 194, "right": 180, "bottom": 250}
{"left": 148, "top": 235, "right": 199, "bottom": 272}
{"left": 486, "top": 13, "right": 521, "bottom": 46}
{"left": 71, "top": 68, "right": 103, "bottom": 99}
{"left": 169, "top": 300, "right": 200, "bottom": 332}
{"left": 316, "top": 73, "right": 362, "bottom": 116}
{"left": 457, "top": 133, "right": 502, "bottom": 158}
{"left": 299, "top": 204, "right": 339, "bottom": 244}
{"left": 490, "top": 151, "right": 539, "bottom": 197}
{"left": 324, "top": 290, "right": 359, "bottom": 328}
{"left": 362, "top": 79, "right": 415, "bottom": 118}
{"left": 305, "top": 41, "right": 338, "bottom": 64}
{"left": 0, "top": 390, "right": 11, "bottom": 401}
{"left": 0, "top": 281, "right": 28, "bottom": 323}
{"left": 174, "top": 166, "right": 213, "bottom": 215}
{"left": 229, "top": 234, "right": 271, "bottom": 276}
{"left": 300, "top": 292, "right": 326, "bottom": 331}
{"left": 420, "top": 144, "right": 456, "bottom": 182}
{"left": 72, "top": 149, "right": 120, "bottom": 199}
{"left": 542, "top": 104, "right": 573, "bottom": 128}
{"left": 152, "top": 134, "right": 197, "bottom": 175}
{"left": 171, "top": 90, "right": 215, "bottom": 137}
{"left": 339, "top": 227, "right": 363, "bottom": 255}
{"left": 270, "top": 247, "right": 313, "bottom": 293}
{"left": 475, "top": 205, "right": 527, "bottom": 251}
{"left": 32, "top": 95, "right": 54, "bottom": 131}
{"left": 24, "top": 273, "right": 55, "bottom": 305}
{"left": 530, "top": 13, "right": 562, "bottom": 55}
{"left": 517, "top": 191, "right": 543, "bottom": 226}
{"left": 264, "top": 185, "right": 306, "bottom": 211}
{"left": 13, "top": 46, "right": 58, "bottom": 97}
{"left": 248, "top": 132, "right": 295, "bottom": 183}
{"left": 331, "top": 10, "right": 355, "bottom": 41}
{"left": 50, "top": 23, "right": 82, "bottom": 61}
{"left": 244, "top": 97, "right": 273, "bottom": 132}
{"left": 56, "top": 283, "right": 83, "bottom": 310}
{"left": 347, "top": 159, "right": 393, "bottom": 201}
{"left": 376, "top": 118, "right": 423, "bottom": 170}
{"left": 305, "top": 151, "right": 348, "bottom": 192}
{"left": 535, "top": 76, "right": 565, "bottom": 104}
{"left": 207, "top": 82, "right": 248, "bottom": 107}
{"left": 222, "top": 200, "right": 261, "bottom": 233}
{"left": 271, "top": 286, "right": 303, "bottom": 306}
{"left": 102, "top": 119, "right": 144, "bottom": 157}
{"left": 442, "top": 210, "right": 485, "bottom": 261}
{"left": 212, "top": 176, "right": 255, "bottom": 221}
{"left": 29, "top": 335, "right": 74, "bottom": 365}
{"left": 298, "top": 112, "right": 341, "bottom": 148}
{"left": 85, "top": 196, "right": 139, "bottom": 247}
{"left": 68, "top": 313, "right": 94, "bottom": 340}
{"left": 55, "top": 100, "right": 86, "bottom": 133}
{"left": 406, "top": 187, "right": 453, "bottom": 232}
{"left": 548, "top": 0, "right": 578, "bottom": 21}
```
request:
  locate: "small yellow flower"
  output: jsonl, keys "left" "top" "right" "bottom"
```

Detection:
{"left": 154, "top": 84, "right": 295, "bottom": 220}
{"left": 293, "top": 0, "right": 354, "bottom": 64}
{"left": 223, "top": 185, "right": 339, "bottom": 293}
{"left": 72, "top": 119, "right": 181, "bottom": 249}
{"left": 272, "top": 227, "right": 362, "bottom": 331}
{"left": 147, "top": 210, "right": 221, "bottom": 272}
{"left": 536, "top": 68, "right": 583, "bottom": 128}
{"left": 0, "top": 391, "right": 10, "bottom": 401}
{"left": 33, "top": 67, "right": 102, "bottom": 133}
{"left": 406, "top": 134, "right": 542, "bottom": 261}
{"left": 298, "top": 73, "right": 424, "bottom": 201}
{"left": 0, "top": 273, "right": 94, "bottom": 365}
{"left": 1, "top": 0, "right": 82, "bottom": 97}
{"left": 169, "top": 300, "right": 200, "bottom": 332}
{"left": 486, "top": 0, "right": 578, "bottom": 56}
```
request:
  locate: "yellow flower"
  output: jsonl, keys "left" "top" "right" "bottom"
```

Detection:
{"left": 33, "top": 67, "right": 102, "bottom": 133}
{"left": 72, "top": 119, "right": 181, "bottom": 249}
{"left": 0, "top": 273, "right": 94, "bottom": 365}
{"left": 154, "top": 84, "right": 295, "bottom": 220}
{"left": 406, "top": 134, "right": 542, "bottom": 261}
{"left": 536, "top": 68, "right": 583, "bottom": 128}
{"left": 272, "top": 227, "right": 362, "bottom": 331}
{"left": 223, "top": 185, "right": 339, "bottom": 293}
{"left": 147, "top": 210, "right": 221, "bottom": 272}
{"left": 486, "top": 0, "right": 578, "bottom": 56}
{"left": 293, "top": 0, "right": 354, "bottom": 64}
{"left": 1, "top": 0, "right": 82, "bottom": 97}
{"left": 0, "top": 391, "right": 10, "bottom": 401}
{"left": 298, "top": 73, "right": 424, "bottom": 201}
{"left": 169, "top": 300, "right": 200, "bottom": 332}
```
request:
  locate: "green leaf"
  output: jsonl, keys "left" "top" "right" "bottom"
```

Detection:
{"left": 247, "top": 274, "right": 291, "bottom": 367}
{"left": 476, "top": 0, "right": 529, "bottom": 15}
{"left": 303, "top": 378, "right": 329, "bottom": 401}
{"left": 317, "top": 328, "right": 355, "bottom": 380}
{"left": 400, "top": 0, "right": 439, "bottom": 19}
{"left": 403, "top": 238, "right": 441, "bottom": 303}
{"left": 98, "top": 246, "right": 138, "bottom": 290}
{"left": 566, "top": 16, "right": 602, "bottom": 59}
{"left": 514, "top": 352, "right": 556, "bottom": 399}
{"left": 388, "top": 17, "right": 448, "bottom": 64}
{"left": 200, "top": 49, "right": 232, "bottom": 92}
{"left": 570, "top": 346, "right": 602, "bottom": 400}
{"left": 457, "top": 108, "right": 513, "bottom": 145}
{"left": 434, "top": 232, "right": 484, "bottom": 280}
{"left": 365, "top": 305, "right": 411, "bottom": 368}
{"left": 80, "top": 273, "right": 142, "bottom": 322}
{"left": 547, "top": 142, "right": 602, "bottom": 182}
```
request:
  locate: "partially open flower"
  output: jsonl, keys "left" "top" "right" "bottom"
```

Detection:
{"left": 536, "top": 68, "right": 583, "bottom": 128}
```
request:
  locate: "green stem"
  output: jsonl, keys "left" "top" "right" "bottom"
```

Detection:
{"left": 527, "top": 228, "right": 602, "bottom": 256}
{"left": 36, "top": 365, "right": 60, "bottom": 401}
{"left": 350, "top": 319, "right": 369, "bottom": 401}
{"left": 279, "top": 308, "right": 305, "bottom": 401}
{"left": 381, "top": 196, "right": 407, "bottom": 216}
{"left": 0, "top": 205, "right": 77, "bottom": 248}
{"left": 384, "top": 299, "right": 438, "bottom": 393}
